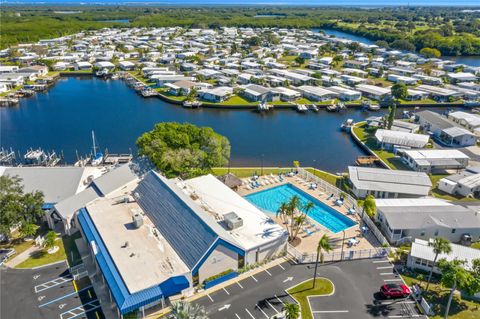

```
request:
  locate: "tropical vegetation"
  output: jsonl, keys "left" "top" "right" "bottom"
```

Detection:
{"left": 136, "top": 122, "right": 230, "bottom": 178}
{"left": 276, "top": 195, "right": 315, "bottom": 242}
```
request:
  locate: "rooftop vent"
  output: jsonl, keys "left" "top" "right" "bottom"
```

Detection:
{"left": 224, "top": 212, "right": 243, "bottom": 230}
{"left": 132, "top": 213, "right": 143, "bottom": 229}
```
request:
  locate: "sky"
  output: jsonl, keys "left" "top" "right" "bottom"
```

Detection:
{"left": 2, "top": 0, "right": 480, "bottom": 6}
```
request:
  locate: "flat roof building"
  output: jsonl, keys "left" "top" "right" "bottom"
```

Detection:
{"left": 348, "top": 166, "right": 431, "bottom": 199}
{"left": 400, "top": 149, "right": 469, "bottom": 173}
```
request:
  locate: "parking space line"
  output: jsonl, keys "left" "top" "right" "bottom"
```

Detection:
{"left": 207, "top": 294, "right": 214, "bottom": 302}
{"left": 256, "top": 304, "right": 269, "bottom": 318}
{"left": 34, "top": 276, "right": 72, "bottom": 293}
{"left": 237, "top": 281, "right": 244, "bottom": 289}
{"left": 38, "top": 285, "right": 93, "bottom": 308}
{"left": 235, "top": 313, "right": 241, "bottom": 319}
{"left": 223, "top": 287, "right": 230, "bottom": 295}
{"left": 278, "top": 263, "right": 285, "bottom": 270}
{"left": 60, "top": 299, "right": 100, "bottom": 319}
{"left": 380, "top": 272, "right": 395, "bottom": 275}
{"left": 245, "top": 308, "right": 256, "bottom": 319}
{"left": 376, "top": 265, "right": 394, "bottom": 269}
{"left": 263, "top": 268, "right": 272, "bottom": 276}
{"left": 266, "top": 300, "right": 280, "bottom": 314}
{"left": 274, "top": 295, "right": 285, "bottom": 306}
{"left": 373, "top": 260, "right": 390, "bottom": 263}
{"left": 384, "top": 278, "right": 403, "bottom": 282}
{"left": 251, "top": 274, "right": 258, "bottom": 282}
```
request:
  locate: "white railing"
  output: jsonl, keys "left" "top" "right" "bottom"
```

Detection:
{"left": 287, "top": 243, "right": 390, "bottom": 263}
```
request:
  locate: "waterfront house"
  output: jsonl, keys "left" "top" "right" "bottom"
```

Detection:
{"left": 324, "top": 86, "right": 362, "bottom": 101}
{"left": 374, "top": 129, "right": 429, "bottom": 150}
{"left": 355, "top": 84, "right": 391, "bottom": 101}
{"left": 198, "top": 86, "right": 233, "bottom": 103}
{"left": 118, "top": 61, "right": 136, "bottom": 71}
{"left": 407, "top": 238, "right": 480, "bottom": 275}
{"left": 165, "top": 80, "right": 199, "bottom": 96}
{"left": 154, "top": 75, "right": 195, "bottom": 87}
{"left": 438, "top": 167, "right": 480, "bottom": 198}
{"left": 240, "top": 84, "right": 270, "bottom": 102}
{"left": 0, "top": 74, "right": 24, "bottom": 87}
{"left": 19, "top": 65, "right": 48, "bottom": 76}
{"left": 416, "top": 85, "right": 461, "bottom": 102}
{"left": 400, "top": 149, "right": 469, "bottom": 173}
{"left": 348, "top": 166, "right": 432, "bottom": 199}
{"left": 297, "top": 85, "right": 338, "bottom": 102}
{"left": 73, "top": 61, "right": 93, "bottom": 70}
{"left": 405, "top": 89, "right": 428, "bottom": 101}
{"left": 269, "top": 87, "right": 301, "bottom": 102}
{"left": 94, "top": 61, "right": 115, "bottom": 70}
{"left": 375, "top": 198, "right": 480, "bottom": 245}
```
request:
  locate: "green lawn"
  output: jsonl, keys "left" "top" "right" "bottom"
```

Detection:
{"left": 471, "top": 242, "right": 480, "bottom": 250}
{"left": 211, "top": 166, "right": 340, "bottom": 187}
{"left": 14, "top": 230, "right": 81, "bottom": 269}
{"left": 16, "top": 238, "right": 67, "bottom": 269}
{"left": 217, "top": 95, "right": 257, "bottom": 106}
{"left": 352, "top": 123, "right": 411, "bottom": 170}
{"left": 305, "top": 168, "right": 341, "bottom": 186}
{"left": 211, "top": 167, "right": 294, "bottom": 178}
{"left": 401, "top": 274, "right": 480, "bottom": 319}
{"left": 429, "top": 174, "right": 479, "bottom": 202}
{"left": 286, "top": 278, "right": 334, "bottom": 319}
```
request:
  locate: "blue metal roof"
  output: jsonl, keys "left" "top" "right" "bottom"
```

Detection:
{"left": 134, "top": 172, "right": 219, "bottom": 270}
{"left": 77, "top": 208, "right": 189, "bottom": 314}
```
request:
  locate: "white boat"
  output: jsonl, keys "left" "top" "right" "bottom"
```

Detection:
{"left": 183, "top": 100, "right": 202, "bottom": 108}
{"left": 90, "top": 131, "right": 103, "bottom": 166}
{"left": 257, "top": 102, "right": 273, "bottom": 112}
{"left": 309, "top": 104, "right": 319, "bottom": 112}
{"left": 341, "top": 119, "right": 355, "bottom": 131}
{"left": 24, "top": 148, "right": 48, "bottom": 166}
{"left": 368, "top": 104, "right": 380, "bottom": 111}
{"left": 95, "top": 69, "right": 110, "bottom": 77}
{"left": 296, "top": 104, "right": 308, "bottom": 113}
{"left": 141, "top": 88, "right": 157, "bottom": 97}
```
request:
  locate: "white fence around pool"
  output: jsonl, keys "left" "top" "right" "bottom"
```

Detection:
{"left": 287, "top": 244, "right": 391, "bottom": 263}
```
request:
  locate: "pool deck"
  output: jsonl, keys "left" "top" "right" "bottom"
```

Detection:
{"left": 237, "top": 175, "right": 379, "bottom": 255}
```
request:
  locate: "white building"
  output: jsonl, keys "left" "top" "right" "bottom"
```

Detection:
{"left": 375, "top": 129, "right": 429, "bottom": 150}
{"left": 400, "top": 149, "right": 469, "bottom": 173}
{"left": 348, "top": 166, "right": 431, "bottom": 199}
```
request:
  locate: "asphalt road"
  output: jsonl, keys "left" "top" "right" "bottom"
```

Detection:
{"left": 193, "top": 258, "right": 425, "bottom": 319}
{"left": 0, "top": 261, "right": 104, "bottom": 319}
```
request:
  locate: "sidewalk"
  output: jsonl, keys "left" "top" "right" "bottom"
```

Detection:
{"left": 5, "top": 245, "right": 42, "bottom": 268}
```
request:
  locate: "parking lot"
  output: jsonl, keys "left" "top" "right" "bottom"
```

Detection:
{"left": 0, "top": 261, "right": 104, "bottom": 319}
{"left": 193, "top": 258, "right": 425, "bottom": 319}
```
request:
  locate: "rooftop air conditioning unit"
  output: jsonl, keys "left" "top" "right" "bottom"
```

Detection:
{"left": 224, "top": 212, "right": 243, "bottom": 230}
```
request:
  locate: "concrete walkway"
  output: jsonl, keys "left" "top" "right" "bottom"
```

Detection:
{"left": 5, "top": 245, "right": 42, "bottom": 268}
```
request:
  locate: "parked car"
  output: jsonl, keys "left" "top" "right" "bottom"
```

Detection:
{"left": 380, "top": 283, "right": 411, "bottom": 299}
{"left": 0, "top": 248, "right": 16, "bottom": 266}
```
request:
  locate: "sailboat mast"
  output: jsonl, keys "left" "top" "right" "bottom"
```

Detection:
{"left": 92, "top": 130, "right": 97, "bottom": 155}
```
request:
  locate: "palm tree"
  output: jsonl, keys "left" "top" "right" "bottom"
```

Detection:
{"left": 361, "top": 195, "right": 376, "bottom": 219}
{"left": 426, "top": 237, "right": 452, "bottom": 291}
{"left": 282, "top": 302, "right": 300, "bottom": 319}
{"left": 43, "top": 231, "right": 57, "bottom": 250}
{"left": 170, "top": 301, "right": 208, "bottom": 319}
{"left": 313, "top": 234, "right": 332, "bottom": 288}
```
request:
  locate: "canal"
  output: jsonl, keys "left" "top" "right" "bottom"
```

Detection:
{"left": 1, "top": 76, "right": 377, "bottom": 172}
{"left": 0, "top": 77, "right": 457, "bottom": 172}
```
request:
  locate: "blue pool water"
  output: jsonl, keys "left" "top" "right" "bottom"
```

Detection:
{"left": 245, "top": 184, "right": 356, "bottom": 233}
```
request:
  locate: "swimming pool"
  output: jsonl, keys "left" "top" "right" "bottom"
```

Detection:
{"left": 245, "top": 184, "right": 356, "bottom": 233}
